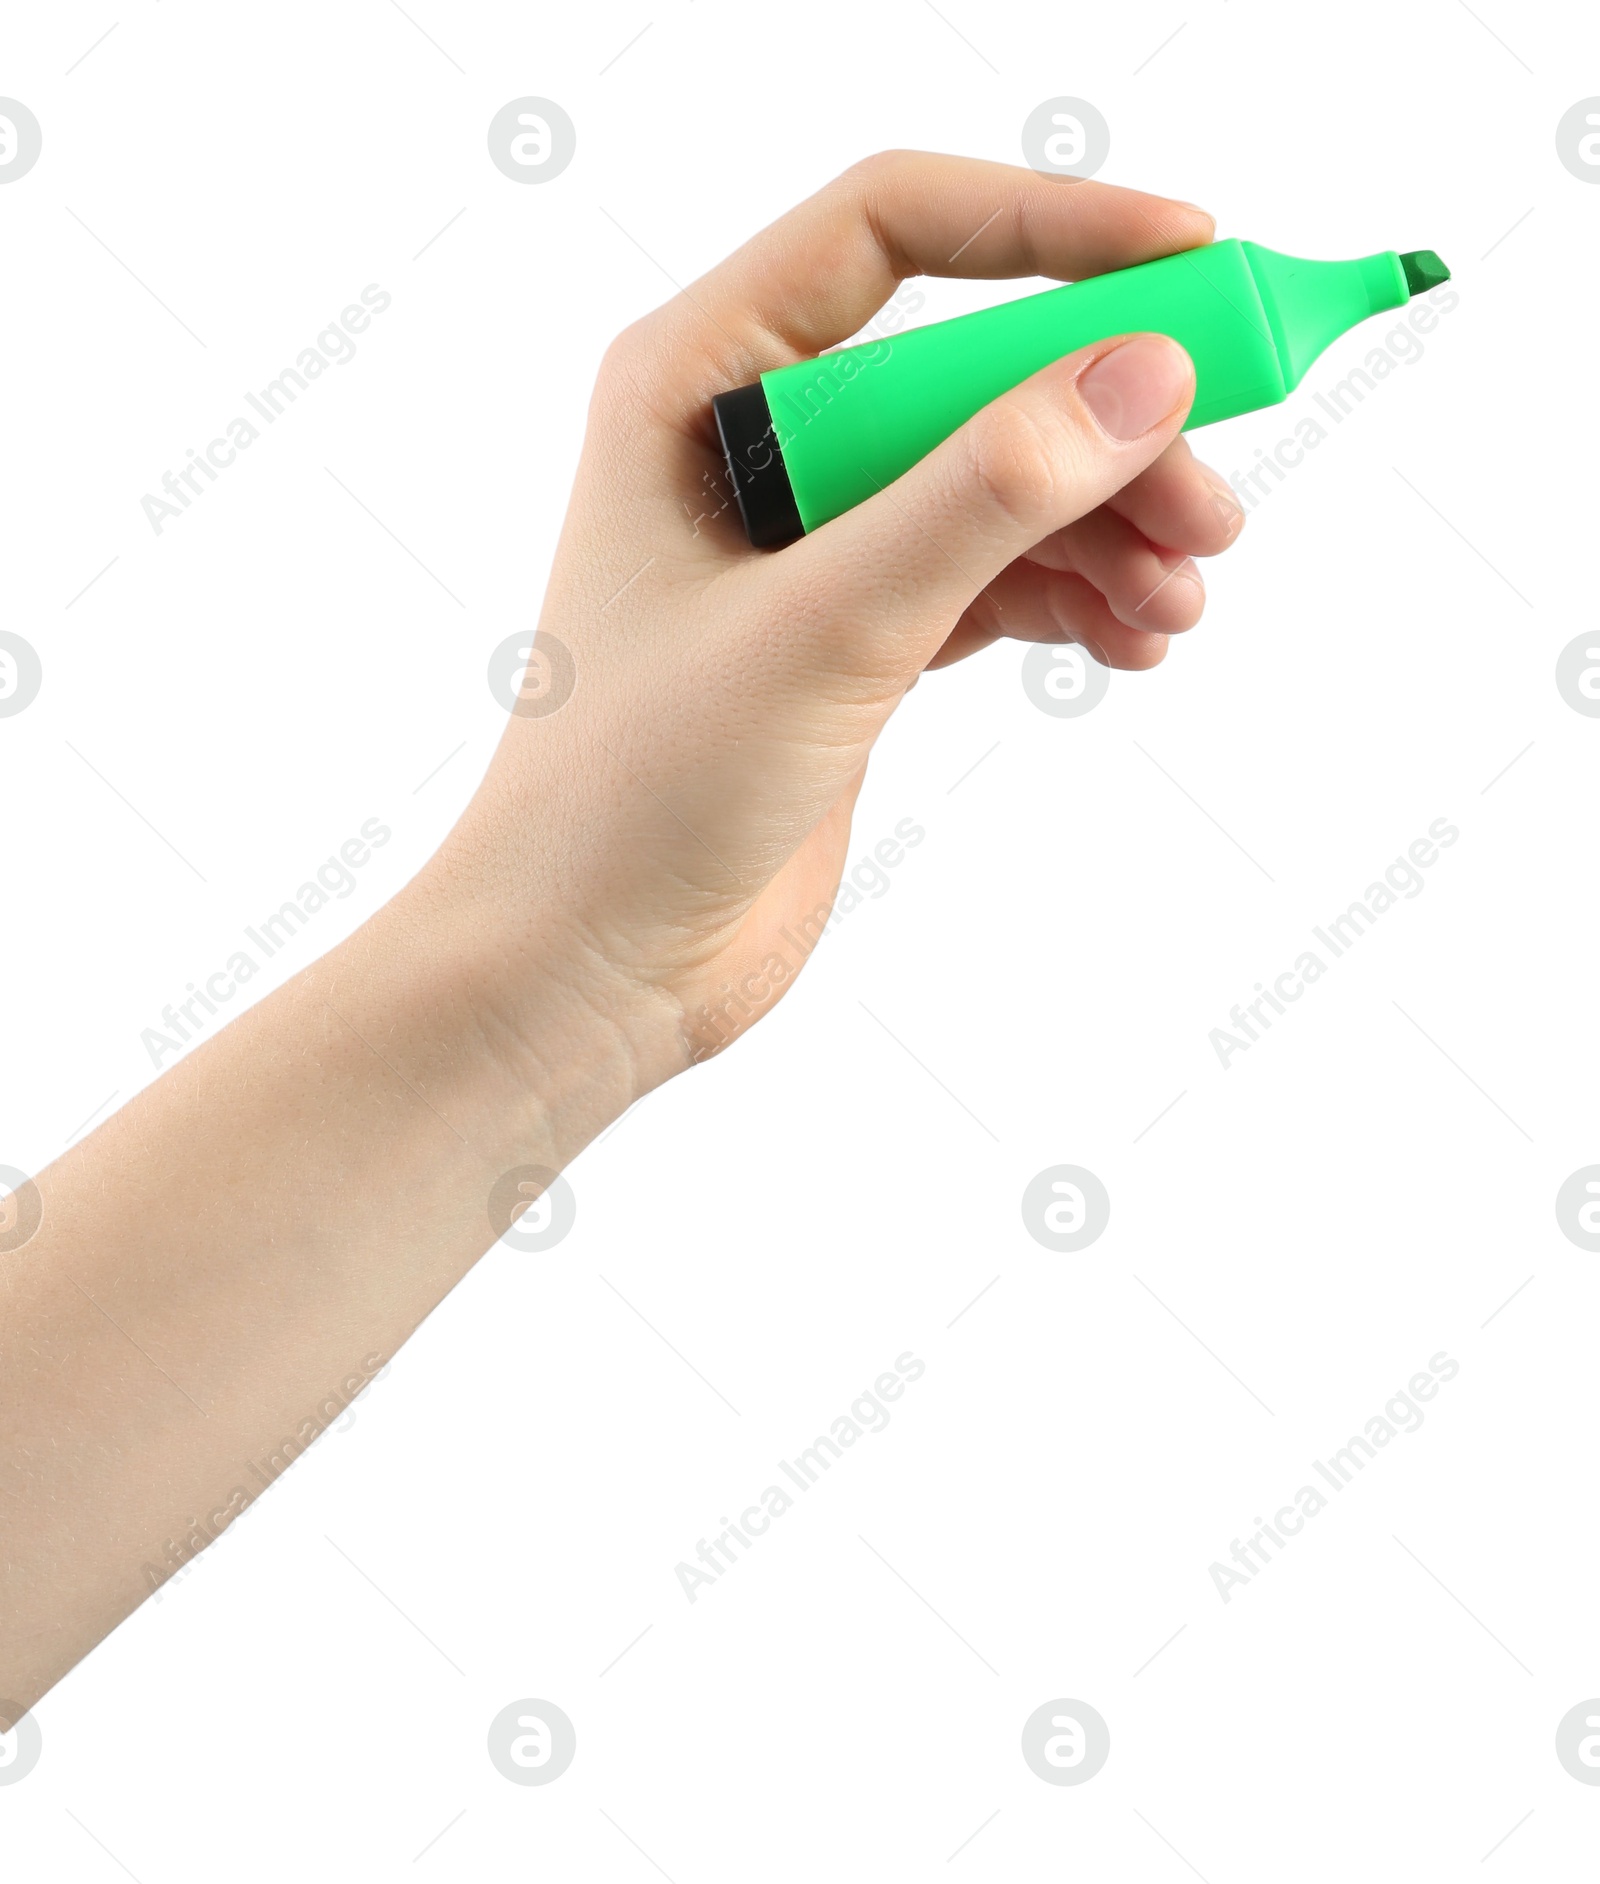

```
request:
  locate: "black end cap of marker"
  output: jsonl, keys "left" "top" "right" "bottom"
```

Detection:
{"left": 1400, "top": 249, "right": 1450, "bottom": 296}
{"left": 712, "top": 381, "right": 803, "bottom": 549}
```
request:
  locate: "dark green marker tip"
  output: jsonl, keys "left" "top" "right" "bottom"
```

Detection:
{"left": 1400, "top": 249, "right": 1450, "bottom": 296}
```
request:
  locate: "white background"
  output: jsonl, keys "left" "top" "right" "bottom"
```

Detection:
{"left": 2, "top": 1, "right": 1596, "bottom": 1877}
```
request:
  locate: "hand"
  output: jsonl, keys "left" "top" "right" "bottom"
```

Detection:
{"left": 433, "top": 152, "right": 1245, "bottom": 1092}
{"left": 0, "top": 151, "right": 1246, "bottom": 1717}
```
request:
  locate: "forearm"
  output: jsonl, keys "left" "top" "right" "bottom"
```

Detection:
{"left": 0, "top": 854, "right": 645, "bottom": 1711}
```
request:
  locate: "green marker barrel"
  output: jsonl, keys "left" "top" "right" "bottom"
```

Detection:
{"left": 713, "top": 239, "right": 1450, "bottom": 548}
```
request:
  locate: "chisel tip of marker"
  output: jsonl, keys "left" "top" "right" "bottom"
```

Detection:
{"left": 1400, "top": 249, "right": 1450, "bottom": 296}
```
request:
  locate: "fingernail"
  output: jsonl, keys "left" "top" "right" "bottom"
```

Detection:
{"left": 1175, "top": 201, "right": 1212, "bottom": 215}
{"left": 1077, "top": 335, "right": 1193, "bottom": 441}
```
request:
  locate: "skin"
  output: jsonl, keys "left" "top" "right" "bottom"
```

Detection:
{"left": 0, "top": 152, "right": 1243, "bottom": 1716}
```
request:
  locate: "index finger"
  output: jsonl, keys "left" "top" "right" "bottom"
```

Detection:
{"left": 648, "top": 150, "right": 1214, "bottom": 404}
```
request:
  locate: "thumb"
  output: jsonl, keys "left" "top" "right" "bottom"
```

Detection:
{"left": 783, "top": 331, "right": 1195, "bottom": 671}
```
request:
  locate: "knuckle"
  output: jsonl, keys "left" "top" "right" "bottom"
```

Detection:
{"left": 594, "top": 319, "right": 657, "bottom": 409}
{"left": 837, "top": 149, "right": 913, "bottom": 193}
{"left": 599, "top": 318, "right": 651, "bottom": 380}
{"left": 963, "top": 395, "right": 1067, "bottom": 533}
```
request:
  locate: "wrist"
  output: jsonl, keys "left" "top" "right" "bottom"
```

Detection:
{"left": 364, "top": 844, "right": 688, "bottom": 1170}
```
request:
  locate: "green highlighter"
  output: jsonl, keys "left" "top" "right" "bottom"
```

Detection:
{"left": 713, "top": 239, "right": 1450, "bottom": 547}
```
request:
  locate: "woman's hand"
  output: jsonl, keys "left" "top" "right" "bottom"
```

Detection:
{"left": 433, "top": 151, "right": 1245, "bottom": 1092}
{"left": 1, "top": 150, "right": 1245, "bottom": 1716}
